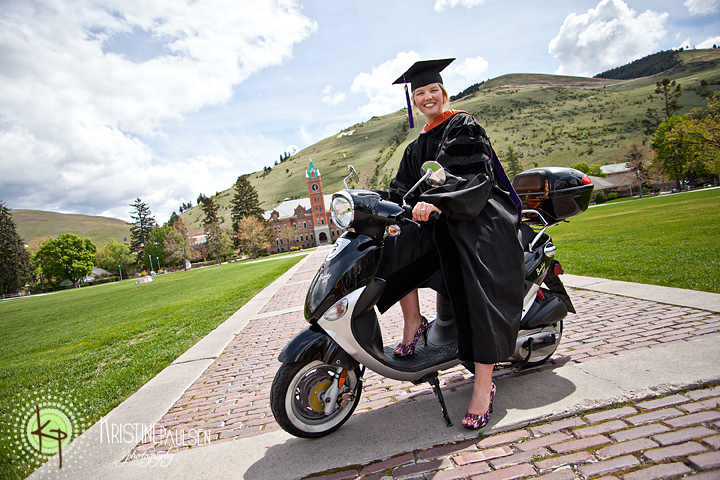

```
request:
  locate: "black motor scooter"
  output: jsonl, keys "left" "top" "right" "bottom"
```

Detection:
{"left": 270, "top": 162, "right": 593, "bottom": 438}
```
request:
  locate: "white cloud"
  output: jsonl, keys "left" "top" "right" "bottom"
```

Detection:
{"left": 548, "top": 0, "right": 668, "bottom": 77}
{"left": 0, "top": 0, "right": 316, "bottom": 221}
{"left": 322, "top": 85, "right": 346, "bottom": 106}
{"left": 450, "top": 56, "right": 489, "bottom": 82}
{"left": 676, "top": 37, "right": 693, "bottom": 49}
{"left": 433, "top": 0, "right": 487, "bottom": 13}
{"left": 698, "top": 36, "right": 720, "bottom": 48}
{"left": 684, "top": 0, "right": 720, "bottom": 15}
{"left": 351, "top": 51, "right": 421, "bottom": 119}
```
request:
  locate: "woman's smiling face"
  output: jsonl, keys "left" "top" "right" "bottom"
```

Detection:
{"left": 413, "top": 83, "right": 445, "bottom": 123}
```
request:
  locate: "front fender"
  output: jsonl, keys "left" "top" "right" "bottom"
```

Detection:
{"left": 278, "top": 325, "right": 359, "bottom": 371}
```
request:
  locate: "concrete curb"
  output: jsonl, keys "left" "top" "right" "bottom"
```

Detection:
{"left": 563, "top": 274, "right": 720, "bottom": 313}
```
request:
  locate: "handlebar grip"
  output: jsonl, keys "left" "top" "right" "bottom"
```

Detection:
{"left": 429, "top": 211, "right": 440, "bottom": 220}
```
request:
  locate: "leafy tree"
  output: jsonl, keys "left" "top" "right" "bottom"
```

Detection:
{"left": 129, "top": 198, "right": 156, "bottom": 267}
{"left": 0, "top": 200, "right": 32, "bottom": 294}
{"left": 164, "top": 216, "right": 196, "bottom": 270}
{"left": 35, "top": 234, "right": 96, "bottom": 287}
{"left": 95, "top": 238, "right": 135, "bottom": 276}
{"left": 277, "top": 223, "right": 299, "bottom": 250}
{"left": 503, "top": 146, "right": 522, "bottom": 179}
{"left": 652, "top": 115, "right": 708, "bottom": 188}
{"left": 679, "top": 92, "right": 720, "bottom": 175}
{"left": 197, "top": 193, "right": 207, "bottom": 205}
{"left": 230, "top": 175, "right": 264, "bottom": 249}
{"left": 145, "top": 225, "right": 173, "bottom": 271}
{"left": 236, "top": 216, "right": 271, "bottom": 259}
{"left": 570, "top": 162, "right": 606, "bottom": 177}
{"left": 624, "top": 143, "right": 653, "bottom": 197}
{"left": 201, "top": 197, "right": 228, "bottom": 264}
{"left": 26, "top": 236, "right": 54, "bottom": 252}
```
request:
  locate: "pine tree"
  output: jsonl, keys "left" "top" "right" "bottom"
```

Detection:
{"left": 129, "top": 198, "right": 156, "bottom": 268}
{"left": 230, "top": 175, "right": 264, "bottom": 249}
{"left": 503, "top": 146, "right": 523, "bottom": 180}
{"left": 0, "top": 200, "right": 32, "bottom": 295}
{"left": 655, "top": 78, "right": 683, "bottom": 118}
{"left": 644, "top": 78, "right": 683, "bottom": 134}
{"left": 201, "top": 197, "right": 227, "bottom": 264}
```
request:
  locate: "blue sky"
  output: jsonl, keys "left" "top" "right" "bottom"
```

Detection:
{"left": 1, "top": 0, "right": 718, "bottom": 222}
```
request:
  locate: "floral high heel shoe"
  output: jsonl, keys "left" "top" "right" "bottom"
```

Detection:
{"left": 393, "top": 316, "right": 429, "bottom": 357}
{"left": 463, "top": 382, "right": 496, "bottom": 429}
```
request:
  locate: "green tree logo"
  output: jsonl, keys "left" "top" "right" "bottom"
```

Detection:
{"left": 26, "top": 405, "right": 73, "bottom": 467}
{"left": 10, "top": 390, "right": 90, "bottom": 473}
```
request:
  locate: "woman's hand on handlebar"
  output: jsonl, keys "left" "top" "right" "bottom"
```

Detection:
{"left": 412, "top": 202, "right": 441, "bottom": 222}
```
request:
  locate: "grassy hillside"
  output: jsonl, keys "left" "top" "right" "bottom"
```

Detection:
{"left": 14, "top": 49, "right": 718, "bottom": 236}
{"left": 181, "top": 48, "right": 720, "bottom": 231}
{"left": 13, "top": 210, "right": 132, "bottom": 251}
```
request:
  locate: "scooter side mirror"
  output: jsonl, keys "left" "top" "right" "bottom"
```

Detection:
{"left": 421, "top": 161, "right": 446, "bottom": 186}
{"left": 343, "top": 165, "right": 360, "bottom": 189}
{"left": 402, "top": 161, "right": 446, "bottom": 207}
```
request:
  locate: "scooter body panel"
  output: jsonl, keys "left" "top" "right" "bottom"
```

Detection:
{"left": 318, "top": 287, "right": 462, "bottom": 382}
{"left": 305, "top": 232, "right": 382, "bottom": 321}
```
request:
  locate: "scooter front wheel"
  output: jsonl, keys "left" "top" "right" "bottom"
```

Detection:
{"left": 270, "top": 360, "right": 362, "bottom": 438}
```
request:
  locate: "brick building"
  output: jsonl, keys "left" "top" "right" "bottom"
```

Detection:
{"left": 264, "top": 161, "right": 345, "bottom": 253}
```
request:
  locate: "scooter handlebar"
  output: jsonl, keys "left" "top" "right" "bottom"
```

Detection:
{"left": 401, "top": 205, "right": 440, "bottom": 222}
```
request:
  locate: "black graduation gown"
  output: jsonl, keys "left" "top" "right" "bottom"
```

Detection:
{"left": 376, "top": 111, "right": 524, "bottom": 364}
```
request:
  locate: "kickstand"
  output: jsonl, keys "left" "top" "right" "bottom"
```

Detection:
{"left": 425, "top": 374, "right": 453, "bottom": 427}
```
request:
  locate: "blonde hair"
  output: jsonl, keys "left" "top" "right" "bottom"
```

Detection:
{"left": 411, "top": 83, "right": 450, "bottom": 112}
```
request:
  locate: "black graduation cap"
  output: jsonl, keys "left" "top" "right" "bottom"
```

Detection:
{"left": 392, "top": 58, "right": 455, "bottom": 91}
{"left": 393, "top": 58, "right": 455, "bottom": 128}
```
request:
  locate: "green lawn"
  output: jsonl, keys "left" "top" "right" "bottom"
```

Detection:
{"left": 0, "top": 255, "right": 303, "bottom": 479}
{"left": 550, "top": 188, "right": 720, "bottom": 293}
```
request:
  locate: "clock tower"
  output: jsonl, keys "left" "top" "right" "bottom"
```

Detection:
{"left": 306, "top": 159, "right": 331, "bottom": 245}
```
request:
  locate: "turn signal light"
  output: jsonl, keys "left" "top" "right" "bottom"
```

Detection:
{"left": 323, "top": 298, "right": 348, "bottom": 321}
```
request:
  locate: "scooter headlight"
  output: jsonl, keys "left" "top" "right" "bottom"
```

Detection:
{"left": 322, "top": 298, "right": 348, "bottom": 322}
{"left": 331, "top": 193, "right": 354, "bottom": 229}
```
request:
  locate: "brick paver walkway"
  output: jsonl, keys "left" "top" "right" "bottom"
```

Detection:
{"left": 131, "top": 247, "right": 720, "bottom": 470}
{"left": 307, "top": 385, "right": 720, "bottom": 480}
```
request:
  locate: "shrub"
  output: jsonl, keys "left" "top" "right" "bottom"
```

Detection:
{"left": 607, "top": 192, "right": 620, "bottom": 201}
{"left": 594, "top": 192, "right": 607, "bottom": 204}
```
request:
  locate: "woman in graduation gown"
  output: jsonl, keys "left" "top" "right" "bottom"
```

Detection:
{"left": 374, "top": 58, "right": 524, "bottom": 429}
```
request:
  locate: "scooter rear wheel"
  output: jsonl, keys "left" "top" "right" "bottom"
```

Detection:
{"left": 270, "top": 360, "right": 362, "bottom": 438}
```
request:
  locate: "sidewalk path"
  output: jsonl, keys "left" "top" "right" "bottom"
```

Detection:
{"left": 29, "top": 246, "right": 720, "bottom": 480}
{"left": 131, "top": 249, "right": 720, "bottom": 453}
